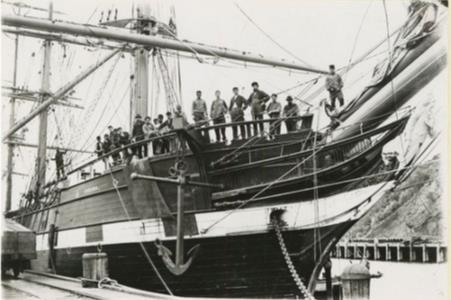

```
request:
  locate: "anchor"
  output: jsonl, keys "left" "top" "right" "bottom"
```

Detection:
{"left": 131, "top": 160, "right": 223, "bottom": 276}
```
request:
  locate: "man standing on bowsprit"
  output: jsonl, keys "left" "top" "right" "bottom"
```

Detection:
{"left": 248, "top": 81, "right": 269, "bottom": 136}
{"left": 325, "top": 64, "right": 345, "bottom": 109}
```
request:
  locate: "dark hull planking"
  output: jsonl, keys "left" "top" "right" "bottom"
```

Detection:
{"left": 32, "top": 220, "right": 355, "bottom": 298}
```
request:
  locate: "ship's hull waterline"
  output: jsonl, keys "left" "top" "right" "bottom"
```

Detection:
{"left": 29, "top": 182, "right": 392, "bottom": 298}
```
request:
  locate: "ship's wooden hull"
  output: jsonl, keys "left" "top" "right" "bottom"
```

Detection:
{"left": 32, "top": 220, "right": 355, "bottom": 298}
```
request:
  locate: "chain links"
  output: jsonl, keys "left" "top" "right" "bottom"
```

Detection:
{"left": 272, "top": 219, "right": 317, "bottom": 300}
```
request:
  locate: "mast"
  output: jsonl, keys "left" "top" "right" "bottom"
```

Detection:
{"left": 35, "top": 2, "right": 53, "bottom": 192}
{"left": 131, "top": 1, "right": 151, "bottom": 123}
{"left": 4, "top": 7, "right": 20, "bottom": 212}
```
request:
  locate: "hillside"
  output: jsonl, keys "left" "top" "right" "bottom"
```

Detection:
{"left": 344, "top": 157, "right": 445, "bottom": 241}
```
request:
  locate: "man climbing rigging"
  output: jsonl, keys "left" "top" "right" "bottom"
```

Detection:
{"left": 53, "top": 148, "right": 67, "bottom": 180}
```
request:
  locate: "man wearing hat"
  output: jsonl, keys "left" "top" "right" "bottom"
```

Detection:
{"left": 325, "top": 64, "right": 345, "bottom": 109}
{"left": 132, "top": 114, "right": 145, "bottom": 158}
{"left": 247, "top": 82, "right": 269, "bottom": 136}
{"left": 283, "top": 96, "right": 300, "bottom": 132}
{"left": 229, "top": 87, "right": 248, "bottom": 140}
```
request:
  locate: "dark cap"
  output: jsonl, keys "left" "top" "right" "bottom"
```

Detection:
{"left": 135, "top": 114, "right": 142, "bottom": 119}
{"left": 158, "top": 114, "right": 164, "bottom": 118}
{"left": 196, "top": 90, "right": 202, "bottom": 93}
{"left": 271, "top": 93, "right": 277, "bottom": 97}
{"left": 329, "top": 64, "right": 335, "bottom": 69}
{"left": 251, "top": 81, "right": 259, "bottom": 87}
{"left": 286, "top": 96, "right": 293, "bottom": 101}
{"left": 232, "top": 87, "right": 239, "bottom": 91}
{"left": 108, "top": 125, "right": 113, "bottom": 129}
{"left": 166, "top": 111, "right": 172, "bottom": 116}
{"left": 144, "top": 116, "right": 151, "bottom": 120}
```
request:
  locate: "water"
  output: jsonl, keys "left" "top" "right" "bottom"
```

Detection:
{"left": 331, "top": 259, "right": 448, "bottom": 300}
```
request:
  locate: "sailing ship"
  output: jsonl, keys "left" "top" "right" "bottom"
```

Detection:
{"left": 2, "top": 1, "right": 447, "bottom": 298}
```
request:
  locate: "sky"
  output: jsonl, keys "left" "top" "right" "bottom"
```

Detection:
{"left": 0, "top": 0, "right": 447, "bottom": 209}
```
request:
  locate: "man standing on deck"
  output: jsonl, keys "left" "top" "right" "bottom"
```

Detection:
{"left": 325, "top": 64, "right": 344, "bottom": 109}
{"left": 267, "top": 93, "right": 282, "bottom": 136}
{"left": 111, "top": 128, "right": 122, "bottom": 164}
{"left": 153, "top": 117, "right": 162, "bottom": 154}
{"left": 159, "top": 112, "right": 173, "bottom": 153}
{"left": 95, "top": 136, "right": 103, "bottom": 158}
{"left": 210, "top": 90, "right": 228, "bottom": 142}
{"left": 283, "top": 96, "right": 300, "bottom": 132}
{"left": 229, "top": 87, "right": 248, "bottom": 140}
{"left": 143, "top": 116, "right": 156, "bottom": 156}
{"left": 248, "top": 82, "right": 270, "bottom": 136}
{"left": 132, "top": 114, "right": 145, "bottom": 158}
{"left": 192, "top": 90, "right": 208, "bottom": 126}
{"left": 102, "top": 133, "right": 112, "bottom": 167}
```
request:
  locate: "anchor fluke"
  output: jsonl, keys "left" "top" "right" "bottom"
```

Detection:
{"left": 155, "top": 240, "right": 200, "bottom": 276}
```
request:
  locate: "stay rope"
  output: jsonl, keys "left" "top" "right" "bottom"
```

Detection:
{"left": 202, "top": 136, "right": 329, "bottom": 234}
{"left": 107, "top": 162, "right": 173, "bottom": 295}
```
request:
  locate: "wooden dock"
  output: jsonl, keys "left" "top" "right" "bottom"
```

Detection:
{"left": 2, "top": 270, "right": 181, "bottom": 300}
{"left": 330, "top": 238, "right": 447, "bottom": 263}
{"left": 1, "top": 269, "right": 341, "bottom": 300}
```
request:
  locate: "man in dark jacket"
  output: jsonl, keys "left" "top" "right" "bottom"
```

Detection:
{"left": 159, "top": 112, "right": 173, "bottom": 153}
{"left": 120, "top": 129, "right": 132, "bottom": 162}
{"left": 132, "top": 114, "right": 145, "bottom": 158}
{"left": 111, "top": 128, "right": 121, "bottom": 164}
{"left": 229, "top": 87, "right": 248, "bottom": 140}
{"left": 102, "top": 133, "right": 112, "bottom": 167}
{"left": 248, "top": 82, "right": 269, "bottom": 136}
{"left": 283, "top": 96, "right": 300, "bottom": 132}
{"left": 95, "top": 136, "right": 103, "bottom": 157}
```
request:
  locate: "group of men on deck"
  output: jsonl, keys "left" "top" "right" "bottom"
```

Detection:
{"left": 192, "top": 82, "right": 303, "bottom": 142}
{"left": 94, "top": 64, "right": 345, "bottom": 161}
{"left": 94, "top": 110, "right": 181, "bottom": 165}
{"left": 191, "top": 64, "right": 345, "bottom": 143}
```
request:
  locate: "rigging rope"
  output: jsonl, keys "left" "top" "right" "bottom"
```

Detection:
{"left": 343, "top": 0, "right": 373, "bottom": 83}
{"left": 234, "top": 2, "right": 314, "bottom": 68}
{"left": 311, "top": 109, "right": 322, "bottom": 262}
{"left": 67, "top": 53, "right": 122, "bottom": 160}
{"left": 202, "top": 139, "right": 329, "bottom": 234}
{"left": 106, "top": 163, "right": 173, "bottom": 295}
{"left": 382, "top": 0, "right": 406, "bottom": 160}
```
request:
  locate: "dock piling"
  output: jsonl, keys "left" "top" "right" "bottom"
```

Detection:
{"left": 341, "top": 263, "right": 371, "bottom": 300}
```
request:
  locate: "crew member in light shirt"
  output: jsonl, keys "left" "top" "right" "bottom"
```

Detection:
{"left": 210, "top": 90, "right": 228, "bottom": 142}
{"left": 325, "top": 64, "right": 345, "bottom": 109}
{"left": 192, "top": 90, "right": 208, "bottom": 126}
{"left": 229, "top": 87, "right": 248, "bottom": 140}
{"left": 266, "top": 93, "right": 282, "bottom": 136}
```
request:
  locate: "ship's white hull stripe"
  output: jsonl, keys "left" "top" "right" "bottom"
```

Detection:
{"left": 35, "top": 182, "right": 393, "bottom": 251}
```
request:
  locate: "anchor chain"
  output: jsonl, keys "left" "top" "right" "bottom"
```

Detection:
{"left": 272, "top": 219, "right": 317, "bottom": 300}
